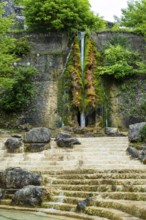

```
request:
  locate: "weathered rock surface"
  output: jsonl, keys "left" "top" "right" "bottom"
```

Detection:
{"left": 0, "top": 168, "right": 41, "bottom": 189}
{"left": 5, "top": 137, "right": 22, "bottom": 153}
{"left": 23, "top": 127, "right": 51, "bottom": 143}
{"left": 128, "top": 122, "right": 146, "bottom": 142}
{"left": 126, "top": 146, "right": 140, "bottom": 159}
{"left": 24, "top": 143, "right": 50, "bottom": 152}
{"left": 105, "top": 127, "right": 119, "bottom": 136}
{"left": 1, "top": 0, "right": 15, "bottom": 16}
{"left": 55, "top": 133, "right": 81, "bottom": 148}
{"left": 12, "top": 185, "right": 49, "bottom": 207}
{"left": 127, "top": 146, "right": 146, "bottom": 164}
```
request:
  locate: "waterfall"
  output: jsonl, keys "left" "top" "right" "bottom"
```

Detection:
{"left": 80, "top": 32, "right": 86, "bottom": 127}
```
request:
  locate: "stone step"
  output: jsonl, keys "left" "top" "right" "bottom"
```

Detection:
{"left": 94, "top": 199, "right": 146, "bottom": 219}
{"left": 0, "top": 199, "right": 11, "bottom": 206}
{"left": 52, "top": 190, "right": 146, "bottom": 201}
{"left": 47, "top": 178, "right": 146, "bottom": 185}
{"left": 49, "top": 184, "right": 146, "bottom": 192}
{"left": 43, "top": 171, "right": 146, "bottom": 178}
{"left": 0, "top": 205, "right": 108, "bottom": 220}
{"left": 43, "top": 202, "right": 143, "bottom": 220}
{"left": 0, "top": 160, "right": 142, "bottom": 168}
{"left": 0, "top": 165, "right": 145, "bottom": 173}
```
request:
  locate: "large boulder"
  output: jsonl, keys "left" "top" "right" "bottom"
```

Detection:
{"left": 12, "top": 185, "right": 50, "bottom": 207}
{"left": 23, "top": 127, "right": 51, "bottom": 152}
{"left": 5, "top": 137, "right": 22, "bottom": 153}
{"left": 55, "top": 133, "right": 81, "bottom": 148}
{"left": 0, "top": 168, "right": 41, "bottom": 189}
{"left": 128, "top": 122, "right": 146, "bottom": 142}
{"left": 23, "top": 127, "right": 51, "bottom": 143}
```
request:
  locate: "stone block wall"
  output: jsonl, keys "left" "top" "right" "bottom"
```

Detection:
{"left": 92, "top": 31, "right": 146, "bottom": 129}
{"left": 0, "top": 33, "right": 68, "bottom": 129}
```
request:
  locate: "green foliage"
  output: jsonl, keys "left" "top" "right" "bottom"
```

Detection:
{"left": 97, "top": 43, "right": 146, "bottom": 79}
{"left": 120, "top": 0, "right": 146, "bottom": 36}
{"left": 0, "top": 3, "right": 18, "bottom": 77}
{"left": 11, "top": 37, "right": 31, "bottom": 57}
{"left": 14, "top": 0, "right": 24, "bottom": 5}
{"left": 140, "top": 125, "right": 146, "bottom": 142}
{"left": 0, "top": 66, "right": 38, "bottom": 112}
{"left": 23, "top": 0, "right": 105, "bottom": 33}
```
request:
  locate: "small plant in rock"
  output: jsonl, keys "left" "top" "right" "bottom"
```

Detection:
{"left": 11, "top": 37, "right": 31, "bottom": 57}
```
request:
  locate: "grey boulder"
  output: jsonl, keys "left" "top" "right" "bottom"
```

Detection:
{"left": 5, "top": 137, "right": 22, "bottom": 153}
{"left": 55, "top": 133, "right": 81, "bottom": 148}
{"left": 23, "top": 127, "right": 51, "bottom": 143}
{"left": 0, "top": 167, "right": 41, "bottom": 189}
{"left": 12, "top": 185, "right": 50, "bottom": 207}
{"left": 128, "top": 122, "right": 146, "bottom": 142}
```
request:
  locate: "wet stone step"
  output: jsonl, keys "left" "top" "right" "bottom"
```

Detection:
{"left": 45, "top": 173, "right": 146, "bottom": 179}
{"left": 85, "top": 206, "right": 143, "bottom": 220}
{"left": 43, "top": 169, "right": 146, "bottom": 174}
{"left": 94, "top": 199, "right": 146, "bottom": 219}
{"left": 95, "top": 192, "right": 146, "bottom": 201}
{"left": 40, "top": 208, "right": 109, "bottom": 220}
{"left": 50, "top": 184, "right": 146, "bottom": 192}
{"left": 42, "top": 202, "right": 143, "bottom": 220}
{"left": 0, "top": 199, "right": 11, "bottom": 206}
{"left": 52, "top": 190, "right": 146, "bottom": 201}
{"left": 48, "top": 179, "right": 146, "bottom": 185}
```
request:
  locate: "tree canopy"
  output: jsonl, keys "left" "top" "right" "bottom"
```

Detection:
{"left": 23, "top": 0, "right": 105, "bottom": 33}
{"left": 120, "top": 0, "right": 146, "bottom": 36}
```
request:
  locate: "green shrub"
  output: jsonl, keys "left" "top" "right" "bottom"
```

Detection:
{"left": 11, "top": 37, "right": 31, "bottom": 57}
{"left": 97, "top": 44, "right": 146, "bottom": 79}
{"left": 0, "top": 66, "right": 38, "bottom": 112}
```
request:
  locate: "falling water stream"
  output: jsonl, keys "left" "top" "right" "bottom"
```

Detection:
{"left": 80, "top": 32, "right": 86, "bottom": 127}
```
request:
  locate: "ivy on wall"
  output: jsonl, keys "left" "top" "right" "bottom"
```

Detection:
{"left": 58, "top": 35, "right": 104, "bottom": 125}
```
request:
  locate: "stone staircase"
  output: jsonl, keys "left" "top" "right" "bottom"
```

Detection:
{"left": 0, "top": 135, "right": 146, "bottom": 219}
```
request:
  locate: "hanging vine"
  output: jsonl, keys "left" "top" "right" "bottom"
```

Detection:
{"left": 70, "top": 37, "right": 82, "bottom": 109}
{"left": 84, "top": 37, "right": 97, "bottom": 110}
{"left": 58, "top": 34, "right": 104, "bottom": 126}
